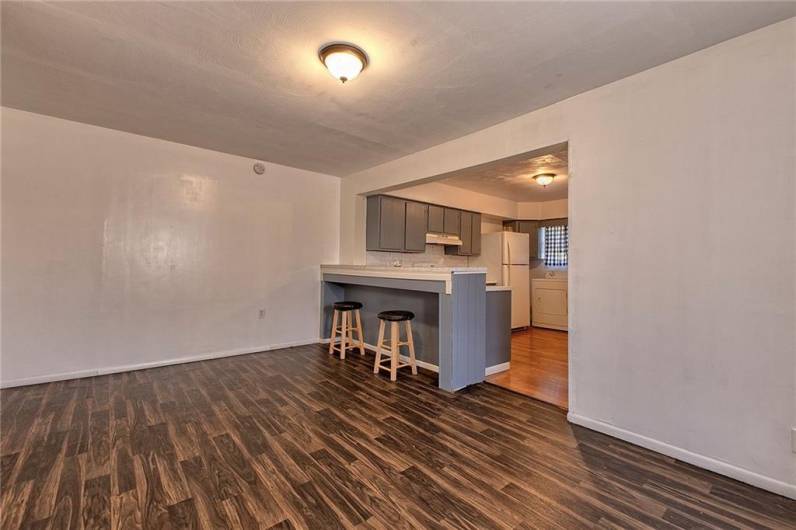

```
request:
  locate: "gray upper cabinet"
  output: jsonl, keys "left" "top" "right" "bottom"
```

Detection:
{"left": 379, "top": 196, "right": 407, "bottom": 251}
{"left": 460, "top": 211, "right": 473, "bottom": 255}
{"left": 367, "top": 195, "right": 482, "bottom": 255}
{"left": 517, "top": 220, "right": 538, "bottom": 233}
{"left": 366, "top": 196, "right": 381, "bottom": 251}
{"left": 518, "top": 220, "right": 540, "bottom": 258}
{"left": 444, "top": 208, "right": 461, "bottom": 236}
{"left": 367, "top": 195, "right": 406, "bottom": 252}
{"left": 471, "top": 213, "right": 482, "bottom": 255}
{"left": 446, "top": 210, "right": 481, "bottom": 256}
{"left": 427, "top": 205, "right": 445, "bottom": 233}
{"left": 405, "top": 201, "right": 428, "bottom": 252}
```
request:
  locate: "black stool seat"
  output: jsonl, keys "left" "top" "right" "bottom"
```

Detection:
{"left": 378, "top": 310, "right": 414, "bottom": 322}
{"left": 334, "top": 301, "right": 362, "bottom": 311}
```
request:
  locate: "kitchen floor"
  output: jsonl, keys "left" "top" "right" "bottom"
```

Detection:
{"left": 486, "top": 326, "right": 568, "bottom": 409}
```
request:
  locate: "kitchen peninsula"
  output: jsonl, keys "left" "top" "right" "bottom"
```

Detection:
{"left": 321, "top": 265, "right": 509, "bottom": 391}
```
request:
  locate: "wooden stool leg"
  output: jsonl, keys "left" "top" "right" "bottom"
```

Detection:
{"left": 390, "top": 321, "right": 399, "bottom": 382}
{"left": 340, "top": 310, "right": 348, "bottom": 360}
{"left": 347, "top": 313, "right": 355, "bottom": 354}
{"left": 328, "top": 309, "right": 339, "bottom": 355}
{"left": 374, "top": 320, "right": 385, "bottom": 374}
{"left": 406, "top": 320, "right": 418, "bottom": 375}
{"left": 355, "top": 310, "right": 366, "bottom": 355}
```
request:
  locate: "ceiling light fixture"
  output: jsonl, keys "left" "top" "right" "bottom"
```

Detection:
{"left": 319, "top": 43, "right": 368, "bottom": 83}
{"left": 533, "top": 173, "right": 556, "bottom": 187}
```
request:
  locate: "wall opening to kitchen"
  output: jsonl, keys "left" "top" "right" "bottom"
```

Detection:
{"left": 374, "top": 142, "right": 571, "bottom": 409}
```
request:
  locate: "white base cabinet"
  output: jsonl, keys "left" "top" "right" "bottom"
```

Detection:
{"left": 531, "top": 278, "right": 568, "bottom": 331}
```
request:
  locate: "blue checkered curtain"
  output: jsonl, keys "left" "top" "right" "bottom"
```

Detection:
{"left": 543, "top": 225, "right": 568, "bottom": 267}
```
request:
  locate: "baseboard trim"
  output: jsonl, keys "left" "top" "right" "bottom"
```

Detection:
{"left": 567, "top": 412, "right": 796, "bottom": 500}
{"left": 361, "top": 341, "right": 440, "bottom": 373}
{"left": 485, "top": 361, "right": 510, "bottom": 376}
{"left": 400, "top": 356, "right": 439, "bottom": 373}
{"left": 325, "top": 339, "right": 508, "bottom": 377}
{"left": 0, "top": 338, "right": 322, "bottom": 389}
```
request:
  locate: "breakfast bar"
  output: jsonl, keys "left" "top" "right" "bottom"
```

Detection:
{"left": 320, "top": 265, "right": 493, "bottom": 391}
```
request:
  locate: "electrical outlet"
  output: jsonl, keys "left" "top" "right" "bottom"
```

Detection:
{"left": 258, "top": 309, "right": 266, "bottom": 320}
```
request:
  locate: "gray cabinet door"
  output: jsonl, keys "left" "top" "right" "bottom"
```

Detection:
{"left": 517, "top": 220, "right": 540, "bottom": 258}
{"left": 447, "top": 211, "right": 475, "bottom": 256}
{"left": 459, "top": 211, "right": 473, "bottom": 255}
{"left": 365, "top": 195, "right": 380, "bottom": 251}
{"left": 405, "top": 201, "right": 428, "bottom": 252}
{"left": 444, "top": 208, "right": 461, "bottom": 236}
{"left": 378, "top": 196, "right": 406, "bottom": 251}
{"left": 471, "top": 213, "right": 482, "bottom": 255}
{"left": 428, "top": 205, "right": 444, "bottom": 233}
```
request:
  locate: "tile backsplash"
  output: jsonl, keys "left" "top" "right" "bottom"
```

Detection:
{"left": 366, "top": 244, "right": 470, "bottom": 268}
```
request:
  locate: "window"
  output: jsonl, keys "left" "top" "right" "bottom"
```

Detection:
{"left": 541, "top": 225, "right": 568, "bottom": 267}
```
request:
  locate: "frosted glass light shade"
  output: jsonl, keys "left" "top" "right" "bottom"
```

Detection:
{"left": 319, "top": 43, "right": 368, "bottom": 83}
{"left": 533, "top": 173, "right": 555, "bottom": 186}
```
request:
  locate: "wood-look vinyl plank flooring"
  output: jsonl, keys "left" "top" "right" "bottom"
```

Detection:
{"left": 1, "top": 343, "right": 793, "bottom": 529}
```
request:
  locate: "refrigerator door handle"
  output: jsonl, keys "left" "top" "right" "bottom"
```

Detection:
{"left": 507, "top": 245, "right": 511, "bottom": 284}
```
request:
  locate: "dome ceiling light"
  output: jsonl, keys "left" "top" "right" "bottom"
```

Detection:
{"left": 533, "top": 173, "right": 556, "bottom": 187}
{"left": 319, "top": 43, "right": 368, "bottom": 83}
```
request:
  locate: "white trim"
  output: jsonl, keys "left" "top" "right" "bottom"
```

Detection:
{"left": 531, "top": 322, "right": 568, "bottom": 331}
{"left": 400, "top": 355, "right": 439, "bottom": 373}
{"left": 568, "top": 413, "right": 796, "bottom": 500}
{"left": 2, "top": 367, "right": 102, "bottom": 389}
{"left": 0, "top": 338, "right": 322, "bottom": 388}
{"left": 13, "top": 335, "right": 497, "bottom": 389}
{"left": 361, "top": 341, "right": 440, "bottom": 373}
{"left": 327, "top": 339, "right": 507, "bottom": 377}
{"left": 485, "top": 361, "right": 510, "bottom": 376}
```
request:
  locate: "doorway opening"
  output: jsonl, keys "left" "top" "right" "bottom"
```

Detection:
{"left": 483, "top": 145, "right": 569, "bottom": 409}
{"left": 430, "top": 143, "right": 570, "bottom": 409}
{"left": 372, "top": 142, "right": 570, "bottom": 409}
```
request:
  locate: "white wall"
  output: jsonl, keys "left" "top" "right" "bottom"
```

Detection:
{"left": 391, "top": 182, "right": 569, "bottom": 222}
{"left": 389, "top": 181, "right": 518, "bottom": 219}
{"left": 517, "top": 198, "right": 568, "bottom": 220}
{"left": 481, "top": 216, "right": 504, "bottom": 234}
{"left": 1, "top": 108, "right": 340, "bottom": 387}
{"left": 339, "top": 19, "right": 796, "bottom": 497}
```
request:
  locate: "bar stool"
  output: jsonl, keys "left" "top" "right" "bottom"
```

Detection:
{"left": 329, "top": 301, "right": 365, "bottom": 359}
{"left": 373, "top": 310, "right": 418, "bottom": 381}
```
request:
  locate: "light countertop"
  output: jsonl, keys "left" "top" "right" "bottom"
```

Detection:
{"left": 321, "top": 264, "right": 486, "bottom": 281}
{"left": 321, "top": 264, "right": 486, "bottom": 275}
{"left": 321, "top": 264, "right": 487, "bottom": 294}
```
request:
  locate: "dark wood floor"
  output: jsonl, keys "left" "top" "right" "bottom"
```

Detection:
{"left": 487, "top": 327, "right": 569, "bottom": 409}
{"left": 1, "top": 344, "right": 793, "bottom": 529}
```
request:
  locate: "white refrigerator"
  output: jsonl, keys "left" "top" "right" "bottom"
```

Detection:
{"left": 472, "top": 232, "right": 531, "bottom": 328}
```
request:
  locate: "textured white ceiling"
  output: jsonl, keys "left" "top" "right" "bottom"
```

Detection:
{"left": 439, "top": 145, "right": 569, "bottom": 202}
{"left": 2, "top": 2, "right": 794, "bottom": 176}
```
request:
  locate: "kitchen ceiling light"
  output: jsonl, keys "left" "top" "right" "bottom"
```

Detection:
{"left": 319, "top": 43, "right": 368, "bottom": 83}
{"left": 533, "top": 173, "right": 556, "bottom": 187}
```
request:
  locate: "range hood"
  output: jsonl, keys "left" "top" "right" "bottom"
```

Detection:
{"left": 426, "top": 233, "right": 463, "bottom": 246}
